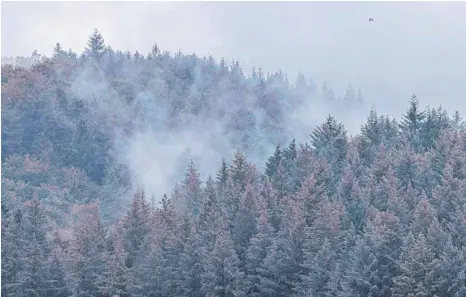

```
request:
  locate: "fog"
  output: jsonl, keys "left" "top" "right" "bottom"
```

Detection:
{"left": 2, "top": 1, "right": 466, "bottom": 200}
{"left": 3, "top": 1, "right": 466, "bottom": 116}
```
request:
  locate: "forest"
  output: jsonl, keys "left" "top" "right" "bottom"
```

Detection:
{"left": 1, "top": 29, "right": 466, "bottom": 297}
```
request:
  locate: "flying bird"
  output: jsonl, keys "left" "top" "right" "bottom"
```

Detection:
{"left": 369, "top": 18, "right": 374, "bottom": 22}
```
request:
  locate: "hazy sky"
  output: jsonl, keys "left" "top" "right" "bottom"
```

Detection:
{"left": 2, "top": 1, "right": 466, "bottom": 116}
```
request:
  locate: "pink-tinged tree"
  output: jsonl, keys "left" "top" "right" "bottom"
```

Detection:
{"left": 294, "top": 173, "right": 325, "bottom": 227}
{"left": 258, "top": 179, "right": 281, "bottom": 231}
{"left": 307, "top": 199, "right": 345, "bottom": 251}
{"left": 411, "top": 195, "right": 437, "bottom": 237}
{"left": 392, "top": 232, "right": 438, "bottom": 297}
{"left": 370, "top": 144, "right": 393, "bottom": 183}
{"left": 245, "top": 207, "right": 274, "bottom": 297}
{"left": 382, "top": 167, "right": 411, "bottom": 226}
{"left": 122, "top": 188, "right": 151, "bottom": 269}
{"left": 201, "top": 228, "right": 246, "bottom": 297}
{"left": 426, "top": 218, "right": 449, "bottom": 258}
{"left": 69, "top": 203, "right": 106, "bottom": 297}
{"left": 432, "top": 163, "right": 466, "bottom": 223}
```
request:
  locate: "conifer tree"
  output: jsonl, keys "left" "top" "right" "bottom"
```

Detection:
{"left": 84, "top": 28, "right": 106, "bottom": 59}
{"left": 265, "top": 144, "right": 282, "bottom": 179}
{"left": 201, "top": 228, "right": 245, "bottom": 297}
{"left": 70, "top": 204, "right": 106, "bottom": 297}
{"left": 101, "top": 224, "right": 129, "bottom": 297}
{"left": 232, "top": 183, "right": 259, "bottom": 266}
{"left": 245, "top": 207, "right": 274, "bottom": 297}
{"left": 122, "top": 188, "right": 151, "bottom": 269}
{"left": 392, "top": 232, "right": 438, "bottom": 297}
{"left": 183, "top": 160, "right": 203, "bottom": 216}
{"left": 399, "top": 95, "right": 426, "bottom": 152}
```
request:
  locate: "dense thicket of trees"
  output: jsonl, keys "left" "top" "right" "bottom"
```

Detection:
{"left": 2, "top": 29, "right": 466, "bottom": 297}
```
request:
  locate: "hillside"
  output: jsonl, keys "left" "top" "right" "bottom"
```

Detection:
{"left": 2, "top": 30, "right": 466, "bottom": 297}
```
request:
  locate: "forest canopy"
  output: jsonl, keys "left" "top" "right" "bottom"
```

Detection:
{"left": 2, "top": 29, "right": 466, "bottom": 297}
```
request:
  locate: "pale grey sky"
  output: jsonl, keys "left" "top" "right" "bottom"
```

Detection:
{"left": 2, "top": 1, "right": 466, "bottom": 116}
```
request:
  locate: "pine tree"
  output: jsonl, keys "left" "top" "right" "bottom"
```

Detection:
{"left": 46, "top": 252, "right": 71, "bottom": 297}
{"left": 419, "top": 106, "right": 451, "bottom": 150}
{"left": 256, "top": 199, "right": 306, "bottom": 297}
{"left": 297, "top": 238, "right": 337, "bottom": 296}
{"left": 201, "top": 228, "right": 245, "bottom": 297}
{"left": 232, "top": 183, "right": 259, "bottom": 266}
{"left": 411, "top": 196, "right": 437, "bottom": 237}
{"left": 216, "top": 158, "right": 229, "bottom": 191}
{"left": 14, "top": 197, "right": 64, "bottom": 297}
{"left": 392, "top": 232, "right": 438, "bottom": 297}
{"left": 198, "top": 176, "right": 221, "bottom": 252}
{"left": 101, "top": 224, "right": 129, "bottom": 297}
{"left": 433, "top": 236, "right": 466, "bottom": 296}
{"left": 122, "top": 188, "right": 151, "bottom": 269}
{"left": 310, "top": 115, "right": 348, "bottom": 166}
{"left": 342, "top": 211, "right": 403, "bottom": 297}
{"left": 230, "top": 150, "right": 249, "bottom": 191}
{"left": 85, "top": 28, "right": 106, "bottom": 59}
{"left": 395, "top": 139, "right": 421, "bottom": 190}
{"left": 52, "top": 42, "right": 67, "bottom": 61}
{"left": 399, "top": 94, "right": 426, "bottom": 152}
{"left": 182, "top": 160, "right": 203, "bottom": 216}
{"left": 245, "top": 207, "right": 274, "bottom": 297}
{"left": 338, "top": 161, "right": 367, "bottom": 233}
{"left": 265, "top": 144, "right": 282, "bottom": 179}
{"left": 70, "top": 204, "right": 106, "bottom": 297}
{"left": 1, "top": 208, "right": 22, "bottom": 296}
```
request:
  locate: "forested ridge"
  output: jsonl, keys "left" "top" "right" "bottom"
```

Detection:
{"left": 2, "top": 29, "right": 466, "bottom": 297}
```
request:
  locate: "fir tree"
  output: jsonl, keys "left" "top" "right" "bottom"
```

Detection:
{"left": 122, "top": 188, "right": 151, "bottom": 269}
{"left": 392, "top": 232, "right": 438, "bottom": 297}
{"left": 85, "top": 28, "right": 106, "bottom": 59}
